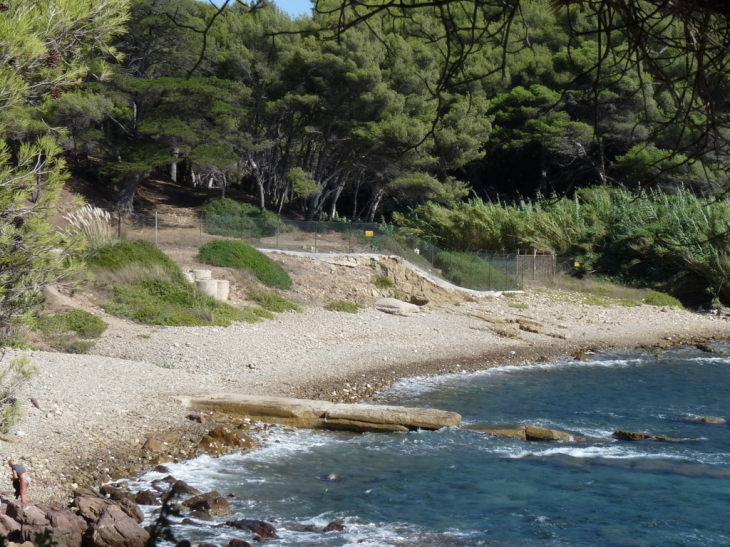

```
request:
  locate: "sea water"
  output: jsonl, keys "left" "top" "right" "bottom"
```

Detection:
{"left": 134, "top": 345, "right": 730, "bottom": 546}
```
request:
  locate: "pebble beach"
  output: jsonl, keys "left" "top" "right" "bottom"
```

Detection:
{"left": 2, "top": 251, "right": 730, "bottom": 505}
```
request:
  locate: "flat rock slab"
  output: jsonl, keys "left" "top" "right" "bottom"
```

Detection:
{"left": 464, "top": 424, "right": 583, "bottom": 442}
{"left": 177, "top": 394, "right": 461, "bottom": 432}
{"left": 374, "top": 298, "right": 421, "bottom": 316}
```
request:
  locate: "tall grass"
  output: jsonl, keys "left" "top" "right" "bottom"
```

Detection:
{"left": 396, "top": 187, "right": 730, "bottom": 303}
{"left": 64, "top": 205, "right": 115, "bottom": 250}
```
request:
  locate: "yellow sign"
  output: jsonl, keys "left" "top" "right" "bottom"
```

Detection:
{"left": 365, "top": 230, "right": 374, "bottom": 237}
{"left": 574, "top": 261, "right": 581, "bottom": 268}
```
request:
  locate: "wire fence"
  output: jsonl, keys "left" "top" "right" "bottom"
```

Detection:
{"left": 114, "top": 211, "right": 571, "bottom": 292}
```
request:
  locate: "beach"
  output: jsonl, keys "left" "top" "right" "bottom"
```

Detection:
{"left": 2, "top": 253, "right": 730, "bottom": 505}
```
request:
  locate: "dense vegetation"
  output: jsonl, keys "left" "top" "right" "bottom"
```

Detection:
{"left": 2, "top": 0, "right": 730, "bottom": 336}
{"left": 198, "top": 240, "right": 293, "bottom": 289}
{"left": 89, "top": 241, "right": 273, "bottom": 326}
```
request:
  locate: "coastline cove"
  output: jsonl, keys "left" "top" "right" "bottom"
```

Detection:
{"left": 121, "top": 345, "right": 730, "bottom": 547}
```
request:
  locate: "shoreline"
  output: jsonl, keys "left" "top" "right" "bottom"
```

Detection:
{"left": 2, "top": 290, "right": 730, "bottom": 505}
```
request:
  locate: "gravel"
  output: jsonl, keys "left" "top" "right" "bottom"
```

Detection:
{"left": 2, "top": 285, "right": 729, "bottom": 505}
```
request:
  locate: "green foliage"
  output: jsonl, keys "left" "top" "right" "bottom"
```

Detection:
{"left": 288, "top": 168, "right": 319, "bottom": 198}
{"left": 66, "top": 310, "right": 108, "bottom": 338}
{"left": 396, "top": 187, "right": 730, "bottom": 304}
{"left": 203, "top": 198, "right": 280, "bottom": 238}
{"left": 0, "top": 354, "right": 37, "bottom": 433}
{"left": 33, "top": 309, "right": 108, "bottom": 339}
{"left": 434, "top": 251, "right": 518, "bottom": 291}
{"left": 88, "top": 241, "right": 185, "bottom": 282}
{"left": 643, "top": 290, "right": 683, "bottom": 308}
{"left": 248, "top": 287, "right": 302, "bottom": 312}
{"left": 88, "top": 241, "right": 266, "bottom": 326}
{"left": 0, "top": 0, "right": 128, "bottom": 328}
{"left": 59, "top": 339, "right": 96, "bottom": 354}
{"left": 198, "top": 240, "right": 292, "bottom": 289}
{"left": 372, "top": 275, "right": 394, "bottom": 288}
{"left": 325, "top": 300, "right": 359, "bottom": 313}
{"left": 103, "top": 280, "right": 262, "bottom": 326}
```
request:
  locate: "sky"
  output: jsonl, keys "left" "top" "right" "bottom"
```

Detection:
{"left": 273, "top": 0, "right": 312, "bottom": 17}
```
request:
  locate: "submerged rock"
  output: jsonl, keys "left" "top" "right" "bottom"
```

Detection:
{"left": 182, "top": 491, "right": 231, "bottom": 517}
{"left": 613, "top": 430, "right": 680, "bottom": 442}
{"left": 465, "top": 424, "right": 582, "bottom": 442}
{"left": 225, "top": 519, "right": 278, "bottom": 538}
{"left": 692, "top": 416, "right": 727, "bottom": 425}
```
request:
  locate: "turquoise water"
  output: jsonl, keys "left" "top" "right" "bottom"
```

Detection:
{"left": 138, "top": 346, "right": 730, "bottom": 546}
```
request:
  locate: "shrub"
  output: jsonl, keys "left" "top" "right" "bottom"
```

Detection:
{"left": 326, "top": 300, "right": 359, "bottom": 313}
{"left": 248, "top": 288, "right": 302, "bottom": 313}
{"left": 88, "top": 241, "right": 184, "bottom": 282}
{"left": 372, "top": 275, "right": 394, "bottom": 288}
{"left": 89, "top": 241, "right": 268, "bottom": 327}
{"left": 644, "top": 290, "right": 683, "bottom": 308}
{"left": 198, "top": 240, "right": 292, "bottom": 289}
{"left": 0, "top": 355, "right": 37, "bottom": 433}
{"left": 435, "top": 251, "right": 518, "bottom": 291}
{"left": 63, "top": 205, "right": 116, "bottom": 250}
{"left": 66, "top": 310, "right": 108, "bottom": 338}
{"left": 203, "top": 198, "right": 280, "bottom": 238}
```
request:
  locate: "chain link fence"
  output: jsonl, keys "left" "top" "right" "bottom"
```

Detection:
{"left": 113, "top": 211, "right": 570, "bottom": 292}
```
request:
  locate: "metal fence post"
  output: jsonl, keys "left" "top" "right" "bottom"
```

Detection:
{"left": 314, "top": 221, "right": 318, "bottom": 253}
{"left": 155, "top": 211, "right": 158, "bottom": 246}
{"left": 276, "top": 216, "right": 280, "bottom": 250}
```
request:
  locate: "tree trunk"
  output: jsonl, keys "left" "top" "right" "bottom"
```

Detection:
{"left": 116, "top": 172, "right": 144, "bottom": 212}
{"left": 170, "top": 147, "right": 180, "bottom": 182}
{"left": 366, "top": 187, "right": 385, "bottom": 223}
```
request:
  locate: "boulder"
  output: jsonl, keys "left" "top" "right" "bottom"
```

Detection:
{"left": 525, "top": 426, "right": 576, "bottom": 442}
{"left": 374, "top": 298, "right": 420, "bottom": 316}
{"left": 182, "top": 492, "right": 231, "bottom": 517}
{"left": 134, "top": 490, "right": 160, "bottom": 506}
{"left": 6, "top": 503, "right": 87, "bottom": 547}
{"left": 142, "top": 438, "right": 168, "bottom": 453}
{"left": 323, "top": 520, "right": 346, "bottom": 532}
{"left": 225, "top": 519, "right": 278, "bottom": 539}
{"left": 698, "top": 416, "right": 726, "bottom": 425}
{"left": 0, "top": 513, "right": 22, "bottom": 541}
{"left": 88, "top": 504, "right": 149, "bottom": 547}
{"left": 99, "top": 485, "right": 134, "bottom": 502}
{"left": 199, "top": 426, "right": 257, "bottom": 455}
{"left": 613, "top": 430, "right": 679, "bottom": 442}
{"left": 465, "top": 424, "right": 581, "bottom": 442}
{"left": 172, "top": 480, "right": 200, "bottom": 496}
{"left": 153, "top": 465, "right": 171, "bottom": 473}
{"left": 226, "top": 541, "right": 252, "bottom": 547}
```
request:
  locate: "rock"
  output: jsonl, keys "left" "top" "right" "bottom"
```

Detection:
{"left": 374, "top": 298, "right": 420, "bottom": 316}
{"left": 182, "top": 492, "right": 231, "bottom": 517}
{"left": 172, "top": 480, "right": 200, "bottom": 496}
{"left": 89, "top": 504, "right": 149, "bottom": 547}
{"left": 226, "top": 541, "right": 252, "bottom": 547}
{"left": 135, "top": 489, "right": 161, "bottom": 506}
{"left": 199, "top": 543, "right": 219, "bottom": 547}
{"left": 175, "top": 541, "right": 192, "bottom": 547}
{"left": 225, "top": 519, "right": 278, "bottom": 539}
{"left": 142, "top": 438, "right": 167, "bottom": 453}
{"left": 153, "top": 465, "right": 171, "bottom": 473}
{"left": 178, "top": 395, "right": 332, "bottom": 428}
{"left": 613, "top": 430, "right": 680, "bottom": 442}
{"left": 697, "top": 416, "right": 726, "bottom": 424}
{"left": 6, "top": 502, "right": 87, "bottom": 547}
{"left": 695, "top": 343, "right": 715, "bottom": 353}
{"left": 325, "top": 404, "right": 461, "bottom": 432}
{"left": 207, "top": 426, "right": 257, "bottom": 449}
{"left": 464, "top": 424, "right": 527, "bottom": 440}
{"left": 0, "top": 513, "right": 21, "bottom": 541}
{"left": 114, "top": 499, "right": 145, "bottom": 524}
{"left": 187, "top": 511, "right": 213, "bottom": 521}
{"left": 465, "top": 424, "right": 581, "bottom": 442}
{"left": 525, "top": 425, "right": 576, "bottom": 442}
{"left": 323, "top": 520, "right": 346, "bottom": 532}
{"left": 74, "top": 496, "right": 111, "bottom": 523}
{"left": 178, "top": 395, "right": 461, "bottom": 432}
{"left": 100, "top": 485, "right": 134, "bottom": 502}
{"left": 74, "top": 487, "right": 104, "bottom": 500}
